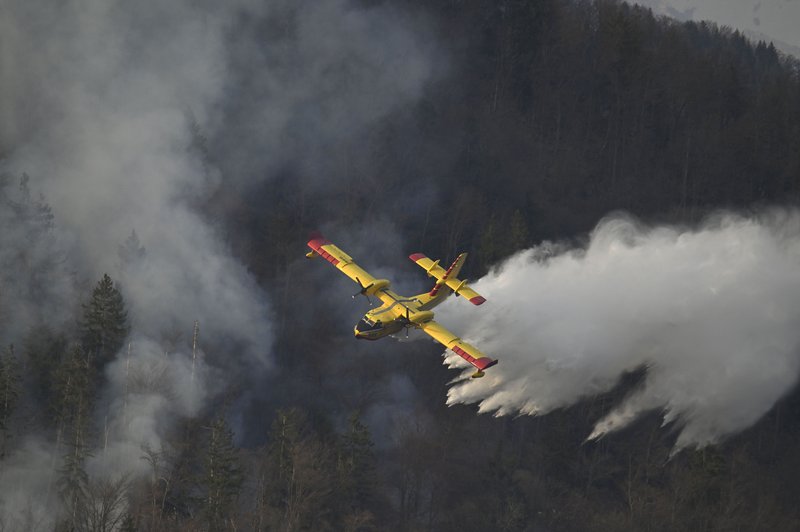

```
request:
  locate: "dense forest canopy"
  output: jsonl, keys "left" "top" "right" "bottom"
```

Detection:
{"left": 0, "top": 0, "right": 799, "bottom": 530}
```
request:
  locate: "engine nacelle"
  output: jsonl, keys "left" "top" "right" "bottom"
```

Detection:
{"left": 365, "top": 278, "right": 390, "bottom": 295}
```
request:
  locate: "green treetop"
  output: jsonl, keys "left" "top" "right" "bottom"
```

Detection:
{"left": 81, "top": 274, "right": 129, "bottom": 368}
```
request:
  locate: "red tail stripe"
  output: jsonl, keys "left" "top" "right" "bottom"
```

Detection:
{"left": 443, "top": 255, "right": 461, "bottom": 276}
{"left": 430, "top": 255, "right": 462, "bottom": 296}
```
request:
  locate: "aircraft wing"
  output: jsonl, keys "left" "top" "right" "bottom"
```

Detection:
{"left": 409, "top": 253, "right": 449, "bottom": 278}
{"left": 306, "top": 232, "right": 380, "bottom": 289}
{"left": 419, "top": 320, "right": 497, "bottom": 375}
{"left": 445, "top": 283, "right": 485, "bottom": 305}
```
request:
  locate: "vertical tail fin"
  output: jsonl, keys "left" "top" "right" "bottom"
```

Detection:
{"left": 428, "top": 253, "right": 467, "bottom": 297}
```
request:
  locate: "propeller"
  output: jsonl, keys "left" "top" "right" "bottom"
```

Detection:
{"left": 353, "top": 277, "right": 374, "bottom": 306}
{"left": 395, "top": 307, "right": 412, "bottom": 338}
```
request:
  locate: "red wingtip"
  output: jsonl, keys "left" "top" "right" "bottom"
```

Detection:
{"left": 469, "top": 296, "right": 486, "bottom": 306}
{"left": 307, "top": 231, "right": 331, "bottom": 247}
{"left": 409, "top": 253, "right": 427, "bottom": 262}
{"left": 473, "top": 357, "right": 498, "bottom": 370}
{"left": 307, "top": 233, "right": 340, "bottom": 265}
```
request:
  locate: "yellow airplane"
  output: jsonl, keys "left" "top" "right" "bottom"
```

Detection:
{"left": 306, "top": 232, "right": 498, "bottom": 378}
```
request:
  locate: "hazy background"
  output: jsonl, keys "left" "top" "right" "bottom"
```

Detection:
{"left": 0, "top": 0, "right": 799, "bottom": 529}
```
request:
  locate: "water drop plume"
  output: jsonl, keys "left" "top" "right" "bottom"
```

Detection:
{"left": 440, "top": 210, "right": 800, "bottom": 451}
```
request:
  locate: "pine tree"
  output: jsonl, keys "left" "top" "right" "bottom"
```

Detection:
{"left": 55, "top": 345, "right": 94, "bottom": 530}
{"left": 204, "top": 415, "right": 243, "bottom": 531}
{"left": 508, "top": 209, "right": 529, "bottom": 252}
{"left": 0, "top": 345, "right": 20, "bottom": 431}
{"left": 0, "top": 344, "right": 20, "bottom": 458}
{"left": 261, "top": 408, "right": 335, "bottom": 531}
{"left": 266, "top": 409, "right": 305, "bottom": 495}
{"left": 337, "top": 411, "right": 377, "bottom": 514}
{"left": 54, "top": 345, "right": 91, "bottom": 430}
{"left": 57, "top": 442, "right": 91, "bottom": 531}
{"left": 23, "top": 326, "right": 68, "bottom": 424}
{"left": 12, "top": 173, "right": 55, "bottom": 233}
{"left": 82, "top": 273, "right": 129, "bottom": 369}
{"left": 0, "top": 174, "right": 68, "bottom": 332}
{"left": 118, "top": 230, "right": 146, "bottom": 267}
{"left": 477, "top": 217, "right": 499, "bottom": 272}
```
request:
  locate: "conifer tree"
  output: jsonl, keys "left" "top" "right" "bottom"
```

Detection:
{"left": 0, "top": 344, "right": 20, "bottom": 458}
{"left": 0, "top": 345, "right": 20, "bottom": 431}
{"left": 266, "top": 409, "right": 305, "bottom": 493}
{"left": 82, "top": 274, "right": 129, "bottom": 369}
{"left": 337, "top": 411, "right": 377, "bottom": 514}
{"left": 508, "top": 209, "right": 529, "bottom": 252}
{"left": 118, "top": 230, "right": 146, "bottom": 267}
{"left": 55, "top": 344, "right": 94, "bottom": 530}
{"left": 23, "top": 326, "right": 68, "bottom": 424}
{"left": 54, "top": 345, "right": 94, "bottom": 438}
{"left": 261, "top": 408, "right": 335, "bottom": 531}
{"left": 203, "top": 415, "right": 243, "bottom": 531}
{"left": 0, "top": 174, "right": 68, "bottom": 332}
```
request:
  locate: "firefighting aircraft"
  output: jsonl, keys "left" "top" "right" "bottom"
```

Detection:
{"left": 306, "top": 233, "right": 497, "bottom": 378}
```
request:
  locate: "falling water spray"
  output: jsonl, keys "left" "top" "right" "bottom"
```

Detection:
{"left": 438, "top": 210, "right": 800, "bottom": 451}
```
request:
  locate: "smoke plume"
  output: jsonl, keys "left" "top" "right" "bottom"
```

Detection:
{"left": 0, "top": 0, "right": 437, "bottom": 526}
{"left": 439, "top": 211, "right": 800, "bottom": 451}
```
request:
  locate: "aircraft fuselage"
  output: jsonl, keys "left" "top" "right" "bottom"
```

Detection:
{"left": 353, "top": 288, "right": 444, "bottom": 340}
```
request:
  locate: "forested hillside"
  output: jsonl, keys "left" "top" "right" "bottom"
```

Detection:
{"left": 1, "top": 0, "right": 799, "bottom": 530}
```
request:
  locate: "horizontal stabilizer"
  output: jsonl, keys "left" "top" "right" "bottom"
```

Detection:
{"left": 409, "top": 252, "right": 486, "bottom": 305}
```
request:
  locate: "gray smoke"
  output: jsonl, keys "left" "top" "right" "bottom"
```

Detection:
{"left": 0, "top": 1, "right": 271, "bottom": 526}
{"left": 0, "top": 439, "right": 60, "bottom": 531}
{"left": 0, "top": 0, "right": 437, "bottom": 526}
{"left": 212, "top": 1, "right": 439, "bottom": 187}
{"left": 90, "top": 335, "right": 218, "bottom": 478}
{"left": 438, "top": 211, "right": 800, "bottom": 452}
{"left": 0, "top": 175, "right": 79, "bottom": 338}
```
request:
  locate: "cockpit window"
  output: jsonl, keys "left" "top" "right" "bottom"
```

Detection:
{"left": 355, "top": 318, "right": 383, "bottom": 332}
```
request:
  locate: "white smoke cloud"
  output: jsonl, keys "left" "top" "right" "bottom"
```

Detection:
{"left": 0, "top": 176, "right": 79, "bottom": 338}
{"left": 0, "top": 0, "right": 437, "bottom": 524}
{"left": 438, "top": 210, "right": 800, "bottom": 451}
{"left": 0, "top": 438, "right": 62, "bottom": 531}
{"left": 90, "top": 335, "right": 218, "bottom": 479}
{"left": 0, "top": 2, "right": 260, "bottom": 521}
{"left": 1, "top": 0, "right": 273, "bottom": 357}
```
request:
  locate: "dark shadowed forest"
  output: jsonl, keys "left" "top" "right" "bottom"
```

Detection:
{"left": 1, "top": 0, "right": 800, "bottom": 530}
